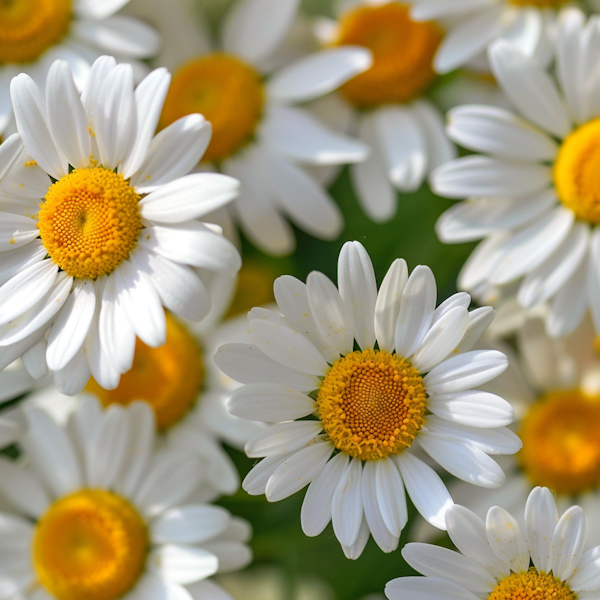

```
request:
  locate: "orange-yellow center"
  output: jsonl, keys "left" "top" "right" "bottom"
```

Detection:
{"left": 160, "top": 53, "right": 264, "bottom": 163}
{"left": 508, "top": 0, "right": 567, "bottom": 7}
{"left": 488, "top": 569, "right": 575, "bottom": 600}
{"left": 518, "top": 390, "right": 600, "bottom": 495}
{"left": 0, "top": 0, "right": 71, "bottom": 64}
{"left": 317, "top": 349, "right": 426, "bottom": 460}
{"left": 33, "top": 489, "right": 148, "bottom": 600}
{"left": 554, "top": 118, "right": 600, "bottom": 223}
{"left": 37, "top": 167, "right": 141, "bottom": 280}
{"left": 333, "top": 2, "right": 442, "bottom": 109}
{"left": 86, "top": 313, "right": 203, "bottom": 430}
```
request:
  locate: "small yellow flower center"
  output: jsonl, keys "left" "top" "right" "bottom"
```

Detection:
{"left": 160, "top": 53, "right": 264, "bottom": 163}
{"left": 37, "top": 167, "right": 142, "bottom": 280}
{"left": 519, "top": 390, "right": 600, "bottom": 495}
{"left": 488, "top": 569, "right": 575, "bottom": 600}
{"left": 33, "top": 489, "right": 148, "bottom": 600}
{"left": 333, "top": 2, "right": 442, "bottom": 109}
{"left": 508, "top": 0, "right": 567, "bottom": 7}
{"left": 0, "top": 0, "right": 71, "bottom": 64}
{"left": 86, "top": 313, "right": 203, "bottom": 430}
{"left": 317, "top": 349, "right": 427, "bottom": 460}
{"left": 225, "top": 261, "right": 275, "bottom": 319}
{"left": 554, "top": 118, "right": 600, "bottom": 224}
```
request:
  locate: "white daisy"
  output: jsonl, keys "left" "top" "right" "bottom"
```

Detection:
{"left": 388, "top": 486, "right": 600, "bottom": 600}
{"left": 0, "top": 55, "right": 242, "bottom": 393}
{"left": 435, "top": 315, "right": 600, "bottom": 540}
{"left": 128, "top": 0, "right": 373, "bottom": 256}
{"left": 433, "top": 7, "right": 600, "bottom": 339}
{"left": 313, "top": 0, "right": 456, "bottom": 222}
{"left": 215, "top": 240, "right": 520, "bottom": 558}
{"left": 410, "top": 0, "right": 572, "bottom": 74}
{"left": 0, "top": 0, "right": 160, "bottom": 138}
{"left": 0, "top": 397, "right": 252, "bottom": 600}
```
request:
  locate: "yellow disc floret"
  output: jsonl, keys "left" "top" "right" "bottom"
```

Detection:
{"left": 519, "top": 390, "right": 600, "bottom": 495}
{"left": 37, "top": 167, "right": 142, "bottom": 280}
{"left": 333, "top": 2, "right": 442, "bottom": 109}
{"left": 317, "top": 349, "right": 426, "bottom": 460}
{"left": 488, "top": 569, "right": 575, "bottom": 600}
{"left": 554, "top": 118, "right": 600, "bottom": 223}
{"left": 0, "top": 0, "right": 71, "bottom": 64}
{"left": 160, "top": 53, "right": 264, "bottom": 163}
{"left": 87, "top": 313, "right": 203, "bottom": 430}
{"left": 508, "top": 0, "right": 567, "bottom": 7}
{"left": 33, "top": 489, "right": 148, "bottom": 600}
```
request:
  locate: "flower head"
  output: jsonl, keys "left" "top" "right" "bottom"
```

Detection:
{"left": 216, "top": 241, "right": 519, "bottom": 558}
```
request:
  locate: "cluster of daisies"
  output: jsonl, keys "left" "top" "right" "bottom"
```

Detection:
{"left": 1, "top": 0, "right": 600, "bottom": 599}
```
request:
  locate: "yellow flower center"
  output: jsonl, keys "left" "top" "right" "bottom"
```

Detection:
{"left": 508, "top": 0, "right": 567, "bottom": 7}
{"left": 160, "top": 53, "right": 264, "bottom": 163}
{"left": 37, "top": 167, "right": 142, "bottom": 280}
{"left": 488, "top": 569, "right": 575, "bottom": 600}
{"left": 317, "top": 349, "right": 427, "bottom": 460}
{"left": 33, "top": 489, "right": 148, "bottom": 600}
{"left": 86, "top": 313, "right": 203, "bottom": 430}
{"left": 519, "top": 390, "right": 600, "bottom": 495}
{"left": 554, "top": 118, "right": 600, "bottom": 224}
{"left": 0, "top": 0, "right": 71, "bottom": 64}
{"left": 225, "top": 261, "right": 275, "bottom": 319}
{"left": 333, "top": 2, "right": 442, "bottom": 109}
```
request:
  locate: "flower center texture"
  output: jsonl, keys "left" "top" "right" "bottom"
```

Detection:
{"left": 333, "top": 2, "right": 442, "bottom": 109}
{"left": 518, "top": 390, "right": 600, "bottom": 495}
{"left": 160, "top": 53, "right": 264, "bottom": 163}
{"left": 33, "top": 489, "right": 148, "bottom": 600}
{"left": 0, "top": 0, "right": 71, "bottom": 64}
{"left": 508, "top": 0, "right": 567, "bottom": 7}
{"left": 554, "top": 119, "right": 600, "bottom": 224}
{"left": 37, "top": 167, "right": 142, "bottom": 280}
{"left": 488, "top": 569, "right": 575, "bottom": 600}
{"left": 317, "top": 349, "right": 427, "bottom": 460}
{"left": 86, "top": 313, "right": 204, "bottom": 430}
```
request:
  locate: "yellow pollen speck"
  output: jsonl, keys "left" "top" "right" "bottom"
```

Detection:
{"left": 86, "top": 313, "right": 203, "bottom": 430}
{"left": 24, "top": 160, "right": 37, "bottom": 167}
{"left": 0, "top": 0, "right": 71, "bottom": 64}
{"left": 9, "top": 238, "right": 14, "bottom": 244}
{"left": 317, "top": 349, "right": 426, "bottom": 460}
{"left": 554, "top": 118, "right": 600, "bottom": 223}
{"left": 37, "top": 167, "right": 142, "bottom": 280}
{"left": 332, "top": 2, "right": 442, "bottom": 109}
{"left": 33, "top": 489, "right": 148, "bottom": 600}
{"left": 518, "top": 390, "right": 600, "bottom": 495}
{"left": 488, "top": 568, "right": 575, "bottom": 600}
{"left": 508, "top": 0, "right": 567, "bottom": 6}
{"left": 160, "top": 53, "right": 264, "bottom": 163}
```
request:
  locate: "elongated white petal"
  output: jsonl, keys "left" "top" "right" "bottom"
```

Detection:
{"left": 486, "top": 506, "right": 530, "bottom": 572}
{"left": 427, "top": 390, "right": 514, "bottom": 428}
{"left": 245, "top": 421, "right": 322, "bottom": 458}
{"left": 332, "top": 458, "right": 363, "bottom": 547}
{"left": 386, "top": 577, "right": 480, "bottom": 600}
{"left": 375, "top": 458, "right": 407, "bottom": 537}
{"left": 375, "top": 259, "right": 408, "bottom": 352}
{"left": 525, "top": 486, "right": 558, "bottom": 574}
{"left": 152, "top": 505, "right": 231, "bottom": 545}
{"left": 550, "top": 506, "right": 586, "bottom": 581}
{"left": 150, "top": 545, "right": 218, "bottom": 584}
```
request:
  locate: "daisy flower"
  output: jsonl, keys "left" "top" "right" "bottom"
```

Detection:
{"left": 130, "top": 0, "right": 373, "bottom": 256}
{"left": 314, "top": 0, "right": 456, "bottom": 222}
{"left": 439, "top": 315, "right": 600, "bottom": 537}
{"left": 433, "top": 7, "right": 600, "bottom": 339}
{"left": 0, "top": 397, "right": 252, "bottom": 600}
{"left": 215, "top": 241, "right": 520, "bottom": 558}
{"left": 388, "top": 487, "right": 600, "bottom": 600}
{"left": 0, "top": 55, "right": 242, "bottom": 393}
{"left": 0, "top": 0, "right": 160, "bottom": 137}
{"left": 410, "top": 0, "right": 571, "bottom": 74}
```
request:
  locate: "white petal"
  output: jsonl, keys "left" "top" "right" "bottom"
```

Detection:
{"left": 54, "top": 346, "right": 90, "bottom": 395}
{"left": 221, "top": 0, "right": 301, "bottom": 64}
{"left": 22, "top": 337, "right": 48, "bottom": 380}
{"left": 127, "top": 573, "right": 194, "bottom": 600}
{"left": 412, "top": 99, "right": 456, "bottom": 172}
{"left": 386, "top": 577, "right": 480, "bottom": 600}
{"left": 489, "top": 40, "right": 571, "bottom": 138}
{"left": 395, "top": 265, "right": 436, "bottom": 359}
{"left": 375, "top": 259, "right": 408, "bottom": 352}
{"left": 243, "top": 453, "right": 290, "bottom": 496}
{"left": 152, "top": 505, "right": 230, "bottom": 545}
{"left": 75, "top": 0, "right": 130, "bottom": 19}
{"left": 395, "top": 451, "right": 453, "bottom": 530}
{"left": 10, "top": 74, "right": 67, "bottom": 179}
{"left": 0, "top": 457, "right": 50, "bottom": 518}
{"left": 375, "top": 458, "right": 407, "bottom": 537}
{"left": 428, "top": 390, "right": 514, "bottom": 428}
{"left": 338, "top": 241, "right": 377, "bottom": 350}
{"left": 45, "top": 60, "right": 90, "bottom": 169}
{"left": 569, "top": 546, "right": 600, "bottom": 592}
{"left": 244, "top": 421, "right": 322, "bottom": 458}
{"left": 267, "top": 47, "right": 372, "bottom": 103}
{"left": 341, "top": 515, "right": 370, "bottom": 560}
{"left": 266, "top": 441, "right": 333, "bottom": 501}
{"left": 486, "top": 506, "right": 530, "bottom": 572}
{"left": 332, "top": 458, "right": 363, "bottom": 547}
{"left": 150, "top": 545, "right": 218, "bottom": 584}
{"left": 0, "top": 214, "right": 40, "bottom": 251}
{"left": 525, "top": 486, "right": 558, "bottom": 574}
{"left": 227, "top": 383, "right": 315, "bottom": 422}
{"left": 550, "top": 506, "right": 587, "bottom": 581}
